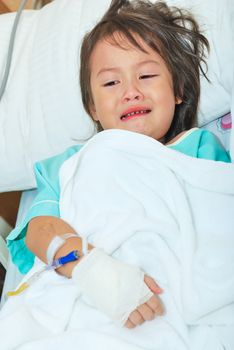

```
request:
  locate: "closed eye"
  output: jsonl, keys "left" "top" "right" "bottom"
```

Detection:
{"left": 139, "top": 74, "right": 158, "bottom": 80}
{"left": 103, "top": 80, "right": 119, "bottom": 87}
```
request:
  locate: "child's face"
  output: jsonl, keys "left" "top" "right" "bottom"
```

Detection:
{"left": 89, "top": 34, "right": 182, "bottom": 141}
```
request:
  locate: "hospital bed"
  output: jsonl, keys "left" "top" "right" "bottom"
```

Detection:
{"left": 1, "top": 189, "right": 37, "bottom": 305}
{"left": 0, "top": 117, "right": 233, "bottom": 350}
{"left": 0, "top": 0, "right": 233, "bottom": 348}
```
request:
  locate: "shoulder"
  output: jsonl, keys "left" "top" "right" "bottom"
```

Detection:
{"left": 167, "top": 128, "right": 231, "bottom": 162}
{"left": 33, "top": 144, "right": 84, "bottom": 195}
{"left": 34, "top": 144, "right": 84, "bottom": 177}
{"left": 196, "top": 129, "right": 231, "bottom": 162}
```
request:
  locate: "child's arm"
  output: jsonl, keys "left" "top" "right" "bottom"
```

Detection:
{"left": 26, "top": 215, "right": 88, "bottom": 278}
{"left": 26, "top": 215, "right": 164, "bottom": 328}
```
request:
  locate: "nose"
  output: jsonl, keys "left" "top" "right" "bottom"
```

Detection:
{"left": 122, "top": 80, "right": 144, "bottom": 103}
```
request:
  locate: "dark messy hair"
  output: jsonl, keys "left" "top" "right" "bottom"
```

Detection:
{"left": 80, "top": 0, "right": 209, "bottom": 143}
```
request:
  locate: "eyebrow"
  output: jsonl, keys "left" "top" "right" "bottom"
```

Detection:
{"left": 96, "top": 60, "right": 160, "bottom": 77}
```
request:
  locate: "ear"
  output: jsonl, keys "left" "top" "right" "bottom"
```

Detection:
{"left": 175, "top": 96, "right": 183, "bottom": 105}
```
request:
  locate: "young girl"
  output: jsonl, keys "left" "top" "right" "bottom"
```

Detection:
{"left": 6, "top": 0, "right": 231, "bottom": 332}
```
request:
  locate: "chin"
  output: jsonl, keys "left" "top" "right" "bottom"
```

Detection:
{"left": 125, "top": 125, "right": 149, "bottom": 135}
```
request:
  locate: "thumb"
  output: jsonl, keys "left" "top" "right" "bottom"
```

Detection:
{"left": 144, "top": 275, "right": 163, "bottom": 295}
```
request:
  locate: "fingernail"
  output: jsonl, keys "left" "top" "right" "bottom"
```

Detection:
{"left": 155, "top": 287, "right": 163, "bottom": 294}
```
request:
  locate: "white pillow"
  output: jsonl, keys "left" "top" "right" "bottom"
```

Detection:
{"left": 0, "top": 0, "right": 233, "bottom": 192}
{"left": 167, "top": 0, "right": 234, "bottom": 124}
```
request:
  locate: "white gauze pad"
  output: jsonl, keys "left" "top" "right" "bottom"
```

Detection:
{"left": 72, "top": 248, "right": 153, "bottom": 325}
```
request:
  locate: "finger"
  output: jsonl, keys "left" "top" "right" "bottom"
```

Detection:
{"left": 125, "top": 319, "right": 136, "bottom": 329}
{"left": 137, "top": 303, "right": 155, "bottom": 321}
{"left": 144, "top": 275, "right": 163, "bottom": 294}
{"left": 128, "top": 310, "right": 144, "bottom": 326}
{"left": 146, "top": 295, "right": 164, "bottom": 316}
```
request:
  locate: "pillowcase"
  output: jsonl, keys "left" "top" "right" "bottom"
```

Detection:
{"left": 0, "top": 0, "right": 233, "bottom": 192}
{"left": 167, "top": 0, "right": 233, "bottom": 124}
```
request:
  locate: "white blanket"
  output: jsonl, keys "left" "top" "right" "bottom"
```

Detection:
{"left": 1, "top": 130, "right": 234, "bottom": 350}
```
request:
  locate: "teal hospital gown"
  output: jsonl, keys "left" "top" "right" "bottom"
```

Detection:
{"left": 7, "top": 128, "right": 231, "bottom": 274}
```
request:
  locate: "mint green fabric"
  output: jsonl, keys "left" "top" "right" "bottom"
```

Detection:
{"left": 7, "top": 129, "right": 230, "bottom": 273}
{"left": 168, "top": 128, "right": 231, "bottom": 162}
{"left": 7, "top": 144, "right": 82, "bottom": 274}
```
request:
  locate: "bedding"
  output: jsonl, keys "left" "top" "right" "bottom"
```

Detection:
{"left": 0, "top": 190, "right": 35, "bottom": 306}
{"left": 0, "top": 0, "right": 233, "bottom": 192}
{"left": 0, "top": 130, "right": 234, "bottom": 350}
{"left": 203, "top": 112, "right": 232, "bottom": 152}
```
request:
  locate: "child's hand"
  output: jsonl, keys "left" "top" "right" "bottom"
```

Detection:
{"left": 125, "top": 276, "right": 164, "bottom": 329}
{"left": 72, "top": 248, "right": 163, "bottom": 326}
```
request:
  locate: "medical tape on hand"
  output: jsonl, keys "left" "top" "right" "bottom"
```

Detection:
{"left": 72, "top": 248, "right": 153, "bottom": 325}
{"left": 46, "top": 233, "right": 78, "bottom": 265}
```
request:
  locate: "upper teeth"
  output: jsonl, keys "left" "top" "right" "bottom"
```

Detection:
{"left": 124, "top": 110, "right": 147, "bottom": 118}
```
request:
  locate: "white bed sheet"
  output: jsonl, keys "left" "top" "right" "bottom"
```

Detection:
{"left": 0, "top": 189, "right": 37, "bottom": 307}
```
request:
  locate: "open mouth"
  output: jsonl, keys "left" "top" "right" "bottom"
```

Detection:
{"left": 120, "top": 109, "right": 151, "bottom": 121}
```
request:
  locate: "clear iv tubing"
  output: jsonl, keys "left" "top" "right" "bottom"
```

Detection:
{"left": 0, "top": 0, "right": 29, "bottom": 102}
{"left": 6, "top": 235, "right": 89, "bottom": 298}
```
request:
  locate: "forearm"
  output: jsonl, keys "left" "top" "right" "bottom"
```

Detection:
{"left": 26, "top": 215, "right": 93, "bottom": 278}
{"left": 26, "top": 216, "right": 164, "bottom": 327}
